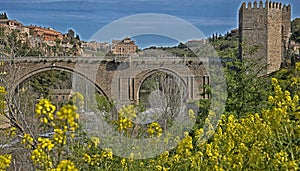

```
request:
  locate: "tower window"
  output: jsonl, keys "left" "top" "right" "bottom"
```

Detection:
{"left": 259, "top": 15, "right": 263, "bottom": 23}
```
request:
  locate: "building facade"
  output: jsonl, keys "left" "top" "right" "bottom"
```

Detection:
{"left": 50, "top": 89, "right": 73, "bottom": 105}
{"left": 239, "top": 1, "right": 291, "bottom": 75}
{"left": 0, "top": 12, "right": 23, "bottom": 30}
{"left": 27, "top": 26, "right": 63, "bottom": 42}
{"left": 111, "top": 37, "right": 138, "bottom": 56}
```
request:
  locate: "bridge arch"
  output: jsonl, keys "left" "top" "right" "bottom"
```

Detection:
{"left": 135, "top": 68, "right": 188, "bottom": 103}
{"left": 13, "top": 65, "right": 109, "bottom": 99}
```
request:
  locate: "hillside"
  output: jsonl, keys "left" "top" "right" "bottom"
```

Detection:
{"left": 291, "top": 18, "right": 300, "bottom": 43}
{"left": 0, "top": 13, "right": 82, "bottom": 57}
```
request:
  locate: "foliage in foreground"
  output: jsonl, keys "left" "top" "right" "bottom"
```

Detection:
{"left": 1, "top": 65, "right": 300, "bottom": 170}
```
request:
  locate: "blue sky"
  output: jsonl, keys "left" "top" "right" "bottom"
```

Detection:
{"left": 1, "top": 0, "right": 299, "bottom": 48}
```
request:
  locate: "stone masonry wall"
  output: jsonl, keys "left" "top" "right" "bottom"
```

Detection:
{"left": 239, "top": 1, "right": 291, "bottom": 75}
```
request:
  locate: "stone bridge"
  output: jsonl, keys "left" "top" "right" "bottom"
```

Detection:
{"left": 0, "top": 56, "right": 210, "bottom": 106}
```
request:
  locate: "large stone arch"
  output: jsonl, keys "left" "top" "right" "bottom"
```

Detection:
{"left": 134, "top": 68, "right": 188, "bottom": 103}
{"left": 109, "top": 57, "right": 206, "bottom": 109}
{"left": 12, "top": 65, "right": 109, "bottom": 99}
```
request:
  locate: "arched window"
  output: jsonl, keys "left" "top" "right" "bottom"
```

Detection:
{"left": 258, "top": 15, "right": 263, "bottom": 23}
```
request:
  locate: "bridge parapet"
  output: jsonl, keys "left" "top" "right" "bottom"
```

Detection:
{"left": 0, "top": 56, "right": 209, "bottom": 63}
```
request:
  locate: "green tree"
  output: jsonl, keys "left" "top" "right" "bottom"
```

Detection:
{"left": 291, "top": 18, "right": 300, "bottom": 43}
{"left": 224, "top": 57, "right": 272, "bottom": 117}
{"left": 28, "top": 71, "right": 72, "bottom": 98}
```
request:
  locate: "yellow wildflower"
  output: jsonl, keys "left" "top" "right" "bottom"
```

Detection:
{"left": 0, "top": 154, "right": 11, "bottom": 170}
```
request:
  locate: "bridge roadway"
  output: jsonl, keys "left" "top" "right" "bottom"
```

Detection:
{"left": 0, "top": 56, "right": 210, "bottom": 106}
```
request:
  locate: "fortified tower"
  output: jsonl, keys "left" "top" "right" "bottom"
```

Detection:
{"left": 239, "top": 1, "right": 291, "bottom": 75}
{"left": 0, "top": 13, "right": 8, "bottom": 20}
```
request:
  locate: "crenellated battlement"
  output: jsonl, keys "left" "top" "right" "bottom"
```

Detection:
{"left": 241, "top": 0, "right": 290, "bottom": 11}
{"left": 0, "top": 12, "right": 8, "bottom": 20}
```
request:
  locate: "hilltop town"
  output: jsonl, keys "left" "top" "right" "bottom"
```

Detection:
{"left": 0, "top": 12, "right": 140, "bottom": 57}
{"left": 0, "top": 12, "right": 83, "bottom": 57}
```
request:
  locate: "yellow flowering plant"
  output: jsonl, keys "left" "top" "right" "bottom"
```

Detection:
{"left": 65, "top": 73, "right": 299, "bottom": 170}
{"left": 116, "top": 104, "right": 136, "bottom": 133}
{"left": 0, "top": 154, "right": 11, "bottom": 171}
{"left": 147, "top": 122, "right": 162, "bottom": 138}
{"left": 0, "top": 86, "right": 12, "bottom": 171}
{"left": 19, "top": 99, "right": 80, "bottom": 170}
